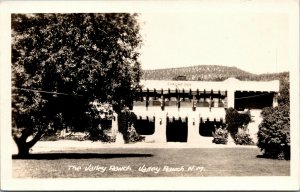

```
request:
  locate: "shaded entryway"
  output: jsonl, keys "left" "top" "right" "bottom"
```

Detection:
{"left": 135, "top": 118, "right": 155, "bottom": 135}
{"left": 235, "top": 91, "right": 274, "bottom": 110}
{"left": 166, "top": 117, "right": 188, "bottom": 142}
{"left": 199, "top": 120, "right": 225, "bottom": 137}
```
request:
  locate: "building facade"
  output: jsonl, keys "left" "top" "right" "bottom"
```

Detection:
{"left": 130, "top": 78, "right": 279, "bottom": 143}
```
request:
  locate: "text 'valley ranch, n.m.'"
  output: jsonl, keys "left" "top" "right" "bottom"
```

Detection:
{"left": 138, "top": 165, "right": 204, "bottom": 173}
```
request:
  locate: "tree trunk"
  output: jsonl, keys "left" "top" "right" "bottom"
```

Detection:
{"left": 16, "top": 143, "right": 31, "bottom": 157}
{"left": 13, "top": 130, "right": 43, "bottom": 157}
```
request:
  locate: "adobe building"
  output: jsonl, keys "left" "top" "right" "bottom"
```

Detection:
{"left": 129, "top": 77, "right": 279, "bottom": 143}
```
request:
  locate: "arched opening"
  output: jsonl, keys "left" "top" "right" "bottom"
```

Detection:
{"left": 199, "top": 120, "right": 225, "bottom": 137}
{"left": 135, "top": 117, "right": 155, "bottom": 135}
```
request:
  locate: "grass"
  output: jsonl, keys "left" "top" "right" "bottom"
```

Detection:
{"left": 12, "top": 148, "right": 289, "bottom": 178}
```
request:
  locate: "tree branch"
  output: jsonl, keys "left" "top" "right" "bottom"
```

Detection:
{"left": 27, "top": 130, "right": 44, "bottom": 148}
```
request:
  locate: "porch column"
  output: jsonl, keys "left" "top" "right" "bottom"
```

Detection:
{"left": 153, "top": 112, "right": 167, "bottom": 143}
{"left": 227, "top": 90, "right": 235, "bottom": 108}
{"left": 273, "top": 93, "right": 278, "bottom": 107}
{"left": 112, "top": 113, "right": 125, "bottom": 144}
{"left": 213, "top": 98, "right": 219, "bottom": 107}
{"left": 187, "top": 112, "right": 200, "bottom": 143}
{"left": 111, "top": 112, "right": 118, "bottom": 135}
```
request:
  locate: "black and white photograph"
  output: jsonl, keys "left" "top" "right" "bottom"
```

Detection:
{"left": 0, "top": 0, "right": 299, "bottom": 191}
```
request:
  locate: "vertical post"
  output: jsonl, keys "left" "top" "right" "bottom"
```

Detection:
{"left": 227, "top": 89, "right": 235, "bottom": 108}
{"left": 177, "top": 97, "right": 181, "bottom": 111}
{"left": 146, "top": 89, "right": 149, "bottom": 110}
{"left": 226, "top": 78, "right": 237, "bottom": 109}
{"left": 209, "top": 96, "right": 212, "bottom": 112}
{"left": 214, "top": 98, "right": 219, "bottom": 107}
{"left": 161, "top": 94, "right": 165, "bottom": 111}
{"left": 273, "top": 92, "right": 278, "bottom": 107}
{"left": 192, "top": 95, "right": 196, "bottom": 111}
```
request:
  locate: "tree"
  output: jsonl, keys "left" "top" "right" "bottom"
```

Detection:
{"left": 12, "top": 13, "right": 142, "bottom": 156}
{"left": 257, "top": 74, "right": 290, "bottom": 159}
{"left": 257, "top": 105, "right": 290, "bottom": 159}
{"left": 277, "top": 73, "right": 289, "bottom": 106}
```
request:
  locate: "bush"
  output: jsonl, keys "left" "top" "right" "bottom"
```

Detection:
{"left": 234, "top": 129, "right": 254, "bottom": 145}
{"left": 86, "top": 127, "right": 115, "bottom": 142}
{"left": 118, "top": 108, "right": 145, "bottom": 143}
{"left": 125, "top": 125, "right": 145, "bottom": 143}
{"left": 84, "top": 101, "right": 116, "bottom": 142}
{"left": 257, "top": 105, "right": 290, "bottom": 160}
{"left": 225, "top": 107, "right": 252, "bottom": 143}
{"left": 212, "top": 128, "right": 228, "bottom": 144}
{"left": 60, "top": 132, "right": 89, "bottom": 141}
{"left": 40, "top": 130, "right": 60, "bottom": 141}
{"left": 41, "top": 135, "right": 59, "bottom": 141}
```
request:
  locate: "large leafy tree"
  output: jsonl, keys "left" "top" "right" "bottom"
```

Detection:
{"left": 257, "top": 74, "right": 290, "bottom": 159}
{"left": 12, "top": 13, "right": 142, "bottom": 156}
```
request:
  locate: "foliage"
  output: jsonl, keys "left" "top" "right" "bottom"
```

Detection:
{"left": 257, "top": 72, "right": 289, "bottom": 160}
{"left": 118, "top": 108, "right": 145, "bottom": 143}
{"left": 59, "top": 132, "right": 88, "bottom": 141}
{"left": 84, "top": 101, "right": 115, "bottom": 142}
{"left": 91, "top": 101, "right": 114, "bottom": 120}
{"left": 12, "top": 13, "right": 142, "bottom": 155}
{"left": 126, "top": 125, "right": 145, "bottom": 143}
{"left": 40, "top": 135, "right": 59, "bottom": 141}
{"left": 86, "top": 128, "right": 115, "bottom": 142}
{"left": 257, "top": 105, "right": 290, "bottom": 160}
{"left": 234, "top": 129, "right": 254, "bottom": 145}
{"left": 277, "top": 74, "right": 289, "bottom": 107}
{"left": 212, "top": 128, "right": 228, "bottom": 144}
{"left": 225, "top": 108, "right": 251, "bottom": 138}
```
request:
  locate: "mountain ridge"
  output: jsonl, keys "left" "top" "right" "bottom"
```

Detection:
{"left": 142, "top": 64, "right": 288, "bottom": 82}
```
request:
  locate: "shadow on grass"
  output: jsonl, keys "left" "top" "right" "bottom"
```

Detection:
{"left": 256, "top": 154, "right": 269, "bottom": 159}
{"left": 256, "top": 154, "right": 290, "bottom": 161}
{"left": 12, "top": 153, "right": 153, "bottom": 160}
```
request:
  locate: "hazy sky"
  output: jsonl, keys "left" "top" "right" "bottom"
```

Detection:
{"left": 138, "top": 13, "right": 289, "bottom": 74}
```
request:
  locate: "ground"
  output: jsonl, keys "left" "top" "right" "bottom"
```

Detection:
{"left": 12, "top": 141, "right": 290, "bottom": 178}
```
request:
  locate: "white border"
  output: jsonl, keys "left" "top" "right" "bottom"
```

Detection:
{"left": 1, "top": 0, "right": 299, "bottom": 190}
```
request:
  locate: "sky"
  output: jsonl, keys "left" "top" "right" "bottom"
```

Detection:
{"left": 138, "top": 13, "right": 289, "bottom": 74}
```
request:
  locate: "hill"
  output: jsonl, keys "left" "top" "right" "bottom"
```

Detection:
{"left": 142, "top": 65, "right": 254, "bottom": 81}
{"left": 142, "top": 65, "right": 288, "bottom": 82}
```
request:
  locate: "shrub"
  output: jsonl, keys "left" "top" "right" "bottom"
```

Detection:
{"left": 118, "top": 108, "right": 145, "bottom": 143}
{"left": 125, "top": 125, "right": 145, "bottom": 143}
{"left": 41, "top": 135, "right": 59, "bottom": 141}
{"left": 40, "top": 130, "right": 60, "bottom": 141}
{"left": 212, "top": 128, "right": 228, "bottom": 144}
{"left": 86, "top": 127, "right": 115, "bottom": 142}
{"left": 225, "top": 107, "right": 251, "bottom": 142}
{"left": 85, "top": 101, "right": 115, "bottom": 142}
{"left": 60, "top": 132, "right": 89, "bottom": 141}
{"left": 257, "top": 105, "right": 290, "bottom": 160}
{"left": 234, "top": 129, "right": 254, "bottom": 145}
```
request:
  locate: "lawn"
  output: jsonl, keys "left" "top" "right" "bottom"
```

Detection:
{"left": 12, "top": 148, "right": 290, "bottom": 178}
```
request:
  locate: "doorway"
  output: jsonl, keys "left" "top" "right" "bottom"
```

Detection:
{"left": 166, "top": 117, "right": 188, "bottom": 142}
